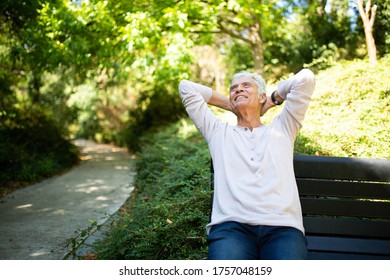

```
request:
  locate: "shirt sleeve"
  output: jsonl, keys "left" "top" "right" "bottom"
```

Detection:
{"left": 178, "top": 80, "right": 221, "bottom": 142}
{"left": 276, "top": 69, "right": 316, "bottom": 137}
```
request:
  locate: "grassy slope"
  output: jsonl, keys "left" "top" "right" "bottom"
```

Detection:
{"left": 95, "top": 57, "right": 390, "bottom": 260}
{"left": 296, "top": 57, "right": 390, "bottom": 158}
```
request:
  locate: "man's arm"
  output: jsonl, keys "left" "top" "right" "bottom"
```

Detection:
{"left": 276, "top": 69, "right": 316, "bottom": 135}
{"left": 178, "top": 80, "right": 230, "bottom": 110}
{"left": 208, "top": 90, "right": 233, "bottom": 112}
{"left": 178, "top": 80, "right": 221, "bottom": 142}
{"left": 260, "top": 95, "right": 277, "bottom": 116}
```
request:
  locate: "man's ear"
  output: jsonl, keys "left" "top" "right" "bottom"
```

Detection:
{"left": 259, "top": 93, "right": 267, "bottom": 104}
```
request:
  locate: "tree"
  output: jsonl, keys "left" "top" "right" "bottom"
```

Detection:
{"left": 175, "top": 0, "right": 293, "bottom": 75}
{"left": 216, "top": 4, "right": 265, "bottom": 75}
{"left": 304, "top": 0, "right": 358, "bottom": 57}
{"left": 357, "top": 0, "right": 377, "bottom": 64}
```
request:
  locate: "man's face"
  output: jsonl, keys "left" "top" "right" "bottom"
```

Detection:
{"left": 229, "top": 76, "right": 261, "bottom": 110}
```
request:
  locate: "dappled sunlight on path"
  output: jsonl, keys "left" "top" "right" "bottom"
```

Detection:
{"left": 0, "top": 139, "right": 136, "bottom": 260}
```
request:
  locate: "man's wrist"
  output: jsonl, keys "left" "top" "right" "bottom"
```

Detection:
{"left": 271, "top": 90, "right": 284, "bottom": 105}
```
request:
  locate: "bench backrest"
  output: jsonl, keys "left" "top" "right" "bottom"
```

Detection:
{"left": 294, "top": 155, "right": 390, "bottom": 260}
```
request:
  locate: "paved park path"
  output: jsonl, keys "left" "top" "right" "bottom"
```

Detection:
{"left": 0, "top": 139, "right": 136, "bottom": 260}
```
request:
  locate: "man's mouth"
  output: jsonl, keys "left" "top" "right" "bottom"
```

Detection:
{"left": 234, "top": 95, "right": 247, "bottom": 102}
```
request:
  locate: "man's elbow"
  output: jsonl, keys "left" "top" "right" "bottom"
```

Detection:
{"left": 178, "top": 79, "right": 190, "bottom": 99}
{"left": 301, "top": 69, "right": 315, "bottom": 85}
{"left": 178, "top": 79, "right": 190, "bottom": 92}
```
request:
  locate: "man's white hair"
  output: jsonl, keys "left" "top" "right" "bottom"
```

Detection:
{"left": 231, "top": 72, "right": 266, "bottom": 97}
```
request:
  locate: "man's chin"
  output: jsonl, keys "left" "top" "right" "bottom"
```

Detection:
{"left": 233, "top": 101, "right": 248, "bottom": 108}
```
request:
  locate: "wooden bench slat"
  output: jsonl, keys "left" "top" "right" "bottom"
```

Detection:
{"left": 294, "top": 155, "right": 390, "bottom": 182}
{"left": 297, "top": 178, "right": 390, "bottom": 199}
{"left": 303, "top": 217, "right": 390, "bottom": 239}
{"left": 307, "top": 251, "right": 390, "bottom": 260}
{"left": 307, "top": 236, "right": 390, "bottom": 256}
{"left": 301, "top": 198, "right": 390, "bottom": 219}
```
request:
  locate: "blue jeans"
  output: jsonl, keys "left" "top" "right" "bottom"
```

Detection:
{"left": 207, "top": 221, "right": 307, "bottom": 260}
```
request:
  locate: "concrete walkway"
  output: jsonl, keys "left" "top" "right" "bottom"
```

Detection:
{"left": 0, "top": 139, "right": 136, "bottom": 260}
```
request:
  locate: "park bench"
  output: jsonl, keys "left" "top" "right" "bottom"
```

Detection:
{"left": 210, "top": 155, "right": 390, "bottom": 260}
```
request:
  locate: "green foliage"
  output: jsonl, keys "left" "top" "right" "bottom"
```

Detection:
{"left": 0, "top": 107, "right": 79, "bottom": 188}
{"left": 373, "top": 0, "right": 390, "bottom": 55}
{"left": 223, "top": 40, "right": 255, "bottom": 75}
{"left": 260, "top": 56, "right": 390, "bottom": 159}
{"left": 125, "top": 83, "right": 188, "bottom": 151}
{"left": 64, "top": 219, "right": 102, "bottom": 260}
{"left": 267, "top": 1, "right": 360, "bottom": 75}
{"left": 306, "top": 0, "right": 356, "bottom": 51}
{"left": 95, "top": 121, "right": 212, "bottom": 259}
{"left": 297, "top": 56, "right": 390, "bottom": 159}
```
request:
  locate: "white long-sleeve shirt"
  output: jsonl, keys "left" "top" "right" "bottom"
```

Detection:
{"left": 179, "top": 69, "right": 316, "bottom": 234}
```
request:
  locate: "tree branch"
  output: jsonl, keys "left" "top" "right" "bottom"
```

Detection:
{"left": 370, "top": 5, "right": 377, "bottom": 27}
{"left": 217, "top": 18, "right": 252, "bottom": 44}
{"left": 365, "top": 0, "right": 370, "bottom": 12}
{"left": 357, "top": 0, "right": 368, "bottom": 22}
{"left": 357, "top": 0, "right": 377, "bottom": 27}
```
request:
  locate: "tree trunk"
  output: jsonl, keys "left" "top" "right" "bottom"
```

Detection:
{"left": 218, "top": 13, "right": 265, "bottom": 75}
{"left": 251, "top": 41, "right": 264, "bottom": 76}
{"left": 357, "top": 0, "right": 377, "bottom": 64}
{"left": 29, "top": 71, "right": 41, "bottom": 104}
{"left": 249, "top": 17, "right": 264, "bottom": 75}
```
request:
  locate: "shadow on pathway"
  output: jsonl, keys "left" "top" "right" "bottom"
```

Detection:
{"left": 0, "top": 139, "right": 136, "bottom": 260}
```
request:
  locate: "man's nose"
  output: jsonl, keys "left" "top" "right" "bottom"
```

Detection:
{"left": 236, "top": 84, "right": 244, "bottom": 92}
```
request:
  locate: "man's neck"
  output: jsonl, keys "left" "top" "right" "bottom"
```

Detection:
{"left": 236, "top": 111, "right": 262, "bottom": 131}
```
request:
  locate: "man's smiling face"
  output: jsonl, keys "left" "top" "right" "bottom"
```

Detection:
{"left": 229, "top": 76, "right": 261, "bottom": 110}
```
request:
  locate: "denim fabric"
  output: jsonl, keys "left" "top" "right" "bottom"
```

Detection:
{"left": 207, "top": 221, "right": 307, "bottom": 260}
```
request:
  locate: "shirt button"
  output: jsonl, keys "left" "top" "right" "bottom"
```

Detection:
{"left": 251, "top": 158, "right": 254, "bottom": 161}
{"left": 244, "top": 128, "right": 248, "bottom": 131}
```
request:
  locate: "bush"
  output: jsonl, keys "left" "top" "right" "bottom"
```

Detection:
{"left": 0, "top": 108, "right": 80, "bottom": 194}
{"left": 125, "top": 84, "right": 186, "bottom": 152}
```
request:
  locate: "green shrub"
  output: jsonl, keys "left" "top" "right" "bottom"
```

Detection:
{"left": 125, "top": 84, "right": 187, "bottom": 152}
{"left": 0, "top": 108, "right": 80, "bottom": 193}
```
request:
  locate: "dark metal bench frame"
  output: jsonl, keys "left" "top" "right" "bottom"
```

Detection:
{"left": 210, "top": 155, "right": 390, "bottom": 259}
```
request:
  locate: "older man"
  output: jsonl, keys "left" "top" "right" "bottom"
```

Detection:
{"left": 178, "top": 69, "right": 315, "bottom": 260}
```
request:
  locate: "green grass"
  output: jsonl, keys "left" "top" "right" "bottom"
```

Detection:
{"left": 95, "top": 57, "right": 390, "bottom": 260}
{"left": 296, "top": 57, "right": 390, "bottom": 158}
